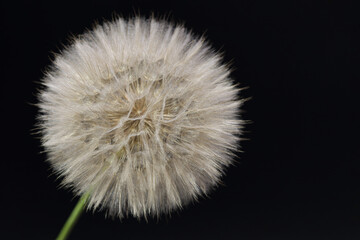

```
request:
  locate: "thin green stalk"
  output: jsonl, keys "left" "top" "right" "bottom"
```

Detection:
{"left": 56, "top": 192, "right": 91, "bottom": 240}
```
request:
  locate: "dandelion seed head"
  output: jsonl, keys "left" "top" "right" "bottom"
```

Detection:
{"left": 38, "top": 17, "right": 244, "bottom": 218}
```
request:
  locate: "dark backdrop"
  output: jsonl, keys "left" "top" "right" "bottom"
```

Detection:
{"left": 1, "top": 1, "right": 359, "bottom": 239}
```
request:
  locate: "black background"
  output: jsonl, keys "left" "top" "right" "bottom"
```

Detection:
{"left": 1, "top": 1, "right": 360, "bottom": 239}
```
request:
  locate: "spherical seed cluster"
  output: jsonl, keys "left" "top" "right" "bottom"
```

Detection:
{"left": 38, "top": 17, "right": 244, "bottom": 218}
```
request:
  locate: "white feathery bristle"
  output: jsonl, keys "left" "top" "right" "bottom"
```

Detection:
{"left": 38, "top": 17, "right": 245, "bottom": 219}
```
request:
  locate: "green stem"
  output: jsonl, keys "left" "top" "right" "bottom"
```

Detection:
{"left": 56, "top": 192, "right": 91, "bottom": 240}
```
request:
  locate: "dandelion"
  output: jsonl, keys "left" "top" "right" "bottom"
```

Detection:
{"left": 38, "top": 16, "right": 244, "bottom": 238}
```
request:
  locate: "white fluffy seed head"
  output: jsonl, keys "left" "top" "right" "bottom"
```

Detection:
{"left": 38, "top": 17, "right": 244, "bottom": 219}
